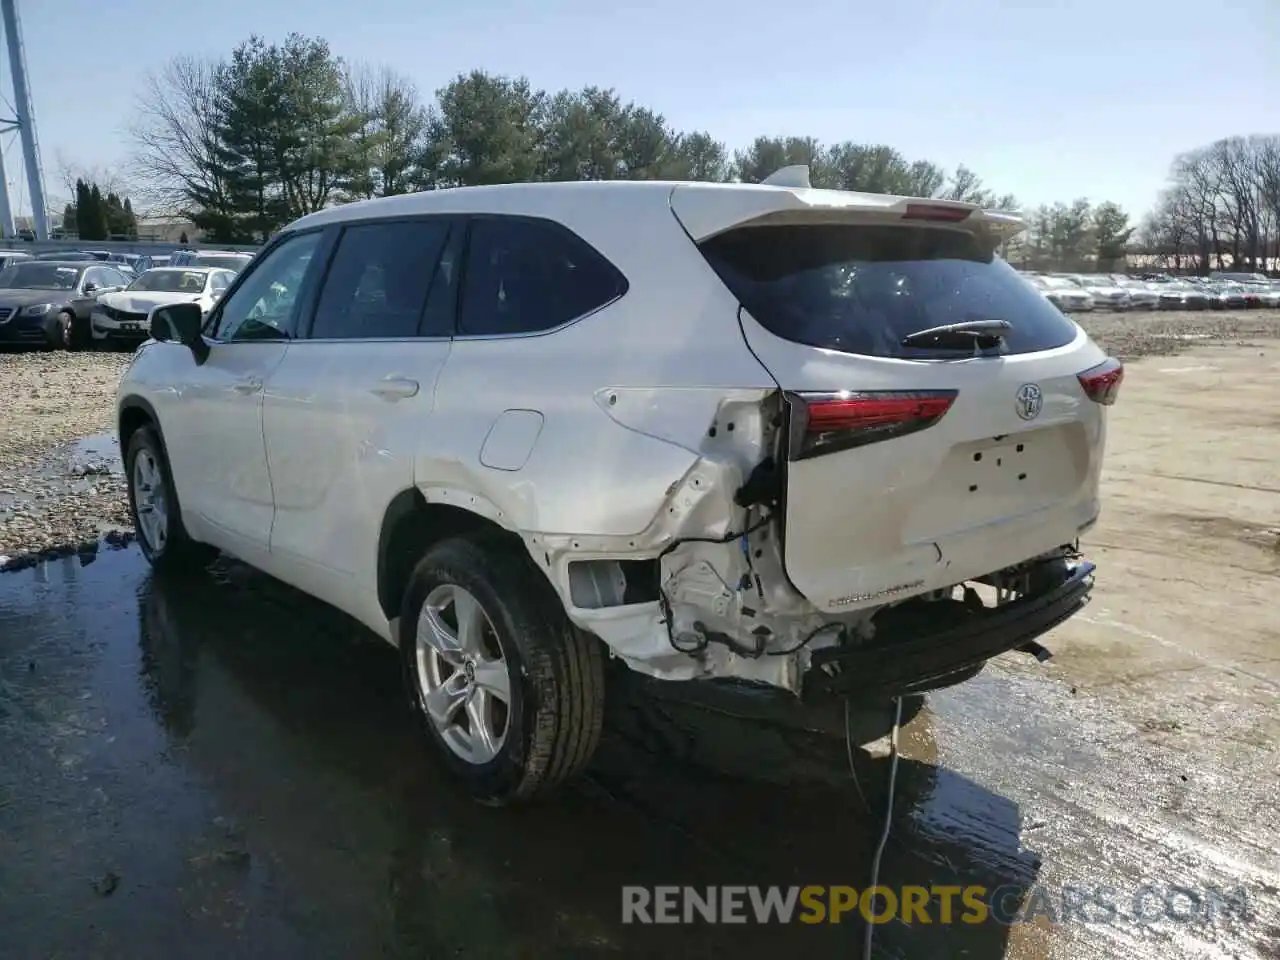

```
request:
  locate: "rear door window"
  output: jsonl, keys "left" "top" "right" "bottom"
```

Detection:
{"left": 457, "top": 217, "right": 627, "bottom": 337}
{"left": 309, "top": 219, "right": 452, "bottom": 339}
{"left": 699, "top": 224, "right": 1080, "bottom": 358}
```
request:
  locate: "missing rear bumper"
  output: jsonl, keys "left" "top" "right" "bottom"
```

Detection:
{"left": 801, "top": 560, "right": 1095, "bottom": 701}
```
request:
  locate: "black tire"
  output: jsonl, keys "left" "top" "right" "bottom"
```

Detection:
{"left": 124, "top": 425, "right": 215, "bottom": 571}
{"left": 400, "top": 535, "right": 605, "bottom": 805}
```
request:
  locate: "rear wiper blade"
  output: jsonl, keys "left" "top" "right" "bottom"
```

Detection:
{"left": 900, "top": 318, "right": 1012, "bottom": 348}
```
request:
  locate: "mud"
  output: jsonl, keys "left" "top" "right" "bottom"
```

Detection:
{"left": 1, "top": 343, "right": 1278, "bottom": 959}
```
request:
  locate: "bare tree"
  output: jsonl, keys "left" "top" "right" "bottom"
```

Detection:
{"left": 341, "top": 63, "right": 428, "bottom": 199}
{"left": 127, "top": 55, "right": 232, "bottom": 220}
{"left": 52, "top": 150, "right": 132, "bottom": 206}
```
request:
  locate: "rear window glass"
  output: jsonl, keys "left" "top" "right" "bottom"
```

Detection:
{"left": 699, "top": 224, "right": 1080, "bottom": 358}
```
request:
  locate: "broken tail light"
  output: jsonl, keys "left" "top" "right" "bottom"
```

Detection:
{"left": 786, "top": 390, "right": 957, "bottom": 461}
{"left": 1077, "top": 358, "right": 1124, "bottom": 405}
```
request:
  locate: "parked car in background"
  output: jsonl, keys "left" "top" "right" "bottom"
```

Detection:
{"left": 92, "top": 267, "right": 236, "bottom": 347}
{"left": 35, "top": 250, "right": 97, "bottom": 261}
{"left": 1210, "top": 281, "right": 1249, "bottom": 308}
{"left": 1210, "top": 271, "right": 1268, "bottom": 283}
{"left": 0, "top": 260, "right": 131, "bottom": 349}
{"left": 1071, "top": 275, "right": 1130, "bottom": 310}
{"left": 0, "top": 251, "right": 32, "bottom": 270}
{"left": 1150, "top": 279, "right": 1211, "bottom": 310}
{"left": 168, "top": 249, "right": 255, "bottom": 272}
{"left": 1234, "top": 282, "right": 1266, "bottom": 308}
{"left": 117, "top": 174, "right": 1115, "bottom": 804}
{"left": 1112, "top": 277, "right": 1159, "bottom": 310}
{"left": 1032, "top": 274, "right": 1095, "bottom": 312}
{"left": 1262, "top": 282, "right": 1280, "bottom": 308}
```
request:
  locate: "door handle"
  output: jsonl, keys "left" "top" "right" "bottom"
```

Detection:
{"left": 232, "top": 376, "right": 263, "bottom": 395}
{"left": 369, "top": 376, "right": 420, "bottom": 401}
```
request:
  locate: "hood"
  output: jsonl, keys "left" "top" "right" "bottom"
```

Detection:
{"left": 100, "top": 290, "right": 200, "bottom": 313}
{"left": 0, "top": 288, "right": 74, "bottom": 307}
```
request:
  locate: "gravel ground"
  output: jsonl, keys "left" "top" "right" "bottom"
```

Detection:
{"left": 0, "top": 350, "right": 134, "bottom": 565}
{"left": 0, "top": 308, "right": 1277, "bottom": 566}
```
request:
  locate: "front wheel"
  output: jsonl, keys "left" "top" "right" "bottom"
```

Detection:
{"left": 400, "top": 535, "right": 605, "bottom": 805}
{"left": 124, "top": 425, "right": 215, "bottom": 571}
{"left": 56, "top": 310, "right": 82, "bottom": 351}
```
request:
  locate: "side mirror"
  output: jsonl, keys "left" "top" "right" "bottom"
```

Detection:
{"left": 150, "top": 302, "right": 209, "bottom": 365}
{"left": 82, "top": 282, "right": 99, "bottom": 294}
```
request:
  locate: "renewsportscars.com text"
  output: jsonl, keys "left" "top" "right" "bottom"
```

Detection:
{"left": 621, "top": 884, "right": 1254, "bottom": 927}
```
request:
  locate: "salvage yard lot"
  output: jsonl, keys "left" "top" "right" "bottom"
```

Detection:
{"left": 0, "top": 312, "right": 1278, "bottom": 959}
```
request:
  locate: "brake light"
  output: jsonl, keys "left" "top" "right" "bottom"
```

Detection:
{"left": 787, "top": 390, "right": 957, "bottom": 460}
{"left": 1078, "top": 357, "right": 1123, "bottom": 405}
{"left": 902, "top": 203, "right": 973, "bottom": 223}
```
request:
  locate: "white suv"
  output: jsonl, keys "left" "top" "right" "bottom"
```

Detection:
{"left": 116, "top": 169, "right": 1119, "bottom": 804}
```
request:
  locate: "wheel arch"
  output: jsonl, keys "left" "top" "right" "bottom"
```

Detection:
{"left": 376, "top": 488, "right": 530, "bottom": 623}
{"left": 118, "top": 395, "right": 163, "bottom": 459}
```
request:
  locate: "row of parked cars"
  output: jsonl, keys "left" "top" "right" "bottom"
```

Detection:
{"left": 1021, "top": 270, "right": 1280, "bottom": 312}
{"left": 0, "top": 248, "right": 255, "bottom": 349}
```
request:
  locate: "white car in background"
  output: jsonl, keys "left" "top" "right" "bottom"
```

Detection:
{"left": 92, "top": 267, "right": 235, "bottom": 346}
{"left": 116, "top": 169, "right": 1118, "bottom": 804}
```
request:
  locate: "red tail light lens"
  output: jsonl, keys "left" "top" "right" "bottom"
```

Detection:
{"left": 902, "top": 203, "right": 973, "bottom": 223}
{"left": 1078, "top": 357, "right": 1124, "bottom": 405}
{"left": 787, "top": 390, "right": 957, "bottom": 460}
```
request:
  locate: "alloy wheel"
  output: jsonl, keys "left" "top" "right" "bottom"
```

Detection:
{"left": 415, "top": 584, "right": 512, "bottom": 764}
{"left": 133, "top": 449, "right": 169, "bottom": 553}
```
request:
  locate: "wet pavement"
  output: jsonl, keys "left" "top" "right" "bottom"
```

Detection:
{"left": 1, "top": 545, "right": 1276, "bottom": 960}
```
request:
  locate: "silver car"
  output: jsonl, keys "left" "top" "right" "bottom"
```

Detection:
{"left": 1072, "top": 275, "right": 1131, "bottom": 310}
{"left": 1029, "top": 274, "right": 1095, "bottom": 312}
{"left": 1113, "top": 277, "right": 1159, "bottom": 310}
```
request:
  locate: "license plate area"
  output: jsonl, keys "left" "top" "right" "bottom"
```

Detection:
{"left": 903, "top": 425, "right": 1087, "bottom": 541}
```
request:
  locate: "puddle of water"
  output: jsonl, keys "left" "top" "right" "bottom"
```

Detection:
{"left": 3, "top": 545, "right": 1276, "bottom": 958}
{"left": 66, "top": 432, "right": 122, "bottom": 477}
{"left": 0, "top": 546, "right": 1050, "bottom": 959}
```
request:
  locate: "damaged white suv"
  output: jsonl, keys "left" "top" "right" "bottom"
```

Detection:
{"left": 116, "top": 168, "right": 1119, "bottom": 804}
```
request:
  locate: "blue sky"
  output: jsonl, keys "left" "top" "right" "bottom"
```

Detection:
{"left": 9, "top": 0, "right": 1279, "bottom": 219}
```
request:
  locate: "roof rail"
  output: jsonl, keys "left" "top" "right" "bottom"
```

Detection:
{"left": 760, "top": 164, "right": 811, "bottom": 189}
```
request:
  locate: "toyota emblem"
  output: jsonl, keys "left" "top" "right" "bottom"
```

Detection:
{"left": 1015, "top": 383, "right": 1043, "bottom": 421}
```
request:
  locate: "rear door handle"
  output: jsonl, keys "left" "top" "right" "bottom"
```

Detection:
{"left": 369, "top": 376, "right": 420, "bottom": 401}
{"left": 232, "top": 376, "right": 263, "bottom": 395}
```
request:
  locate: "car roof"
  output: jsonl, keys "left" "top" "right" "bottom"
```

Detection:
{"left": 285, "top": 179, "right": 1025, "bottom": 243}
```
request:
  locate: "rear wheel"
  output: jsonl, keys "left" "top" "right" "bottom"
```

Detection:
{"left": 125, "top": 425, "right": 215, "bottom": 571}
{"left": 400, "top": 535, "right": 605, "bottom": 805}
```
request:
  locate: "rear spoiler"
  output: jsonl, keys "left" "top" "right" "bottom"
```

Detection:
{"left": 671, "top": 168, "right": 1025, "bottom": 245}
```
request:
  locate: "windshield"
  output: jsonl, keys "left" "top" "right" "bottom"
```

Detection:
{"left": 1041, "top": 276, "right": 1076, "bottom": 289}
{"left": 0, "top": 262, "right": 83, "bottom": 290}
{"left": 1076, "top": 276, "right": 1110, "bottom": 287}
{"left": 128, "top": 269, "right": 209, "bottom": 293}
{"left": 699, "top": 223, "right": 1079, "bottom": 359}
{"left": 194, "top": 255, "right": 252, "bottom": 271}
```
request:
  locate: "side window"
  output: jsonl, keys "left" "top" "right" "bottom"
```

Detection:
{"left": 105, "top": 268, "right": 129, "bottom": 287}
{"left": 82, "top": 268, "right": 107, "bottom": 291}
{"left": 458, "top": 218, "right": 626, "bottom": 336}
{"left": 209, "top": 272, "right": 230, "bottom": 294}
{"left": 309, "top": 220, "right": 451, "bottom": 340}
{"left": 214, "top": 232, "right": 323, "bottom": 342}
